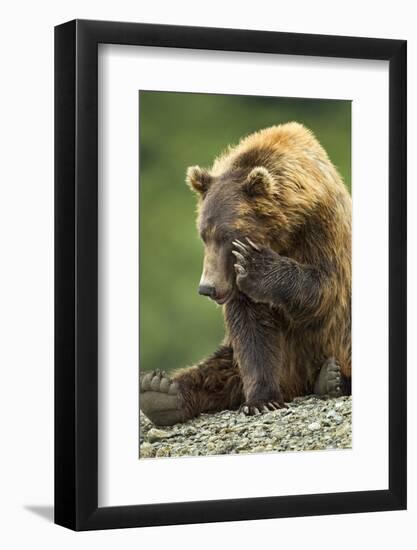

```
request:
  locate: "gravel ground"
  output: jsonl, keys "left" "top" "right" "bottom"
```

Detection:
{"left": 139, "top": 395, "right": 351, "bottom": 458}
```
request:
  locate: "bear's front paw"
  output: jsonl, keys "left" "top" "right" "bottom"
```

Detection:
{"left": 232, "top": 238, "right": 279, "bottom": 303}
{"left": 239, "top": 399, "right": 287, "bottom": 416}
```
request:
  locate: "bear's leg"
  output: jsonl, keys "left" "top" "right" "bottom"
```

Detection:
{"left": 314, "top": 357, "right": 351, "bottom": 397}
{"left": 225, "top": 295, "right": 287, "bottom": 415}
{"left": 140, "top": 346, "right": 244, "bottom": 426}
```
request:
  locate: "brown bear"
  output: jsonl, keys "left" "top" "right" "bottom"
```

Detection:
{"left": 140, "top": 122, "right": 351, "bottom": 426}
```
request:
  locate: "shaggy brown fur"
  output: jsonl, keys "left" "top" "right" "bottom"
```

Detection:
{"left": 140, "top": 123, "right": 351, "bottom": 424}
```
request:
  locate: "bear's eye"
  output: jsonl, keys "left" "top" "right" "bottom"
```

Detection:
{"left": 213, "top": 231, "right": 231, "bottom": 247}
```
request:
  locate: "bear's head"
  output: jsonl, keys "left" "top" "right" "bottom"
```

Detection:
{"left": 186, "top": 124, "right": 345, "bottom": 306}
{"left": 186, "top": 161, "right": 292, "bottom": 305}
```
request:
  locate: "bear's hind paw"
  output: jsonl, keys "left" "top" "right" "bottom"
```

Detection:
{"left": 314, "top": 358, "right": 343, "bottom": 398}
{"left": 140, "top": 370, "right": 186, "bottom": 426}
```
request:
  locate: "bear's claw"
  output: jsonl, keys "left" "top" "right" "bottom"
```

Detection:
{"left": 239, "top": 400, "right": 287, "bottom": 416}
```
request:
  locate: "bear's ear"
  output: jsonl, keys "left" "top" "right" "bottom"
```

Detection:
{"left": 186, "top": 165, "right": 212, "bottom": 196}
{"left": 243, "top": 166, "right": 274, "bottom": 197}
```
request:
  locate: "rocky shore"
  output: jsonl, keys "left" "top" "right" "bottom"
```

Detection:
{"left": 139, "top": 395, "right": 351, "bottom": 459}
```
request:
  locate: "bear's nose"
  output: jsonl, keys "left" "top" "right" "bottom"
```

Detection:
{"left": 198, "top": 284, "right": 216, "bottom": 298}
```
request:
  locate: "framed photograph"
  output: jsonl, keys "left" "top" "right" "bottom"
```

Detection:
{"left": 55, "top": 19, "right": 406, "bottom": 530}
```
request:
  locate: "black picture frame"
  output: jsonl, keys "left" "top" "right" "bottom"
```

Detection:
{"left": 55, "top": 19, "right": 407, "bottom": 531}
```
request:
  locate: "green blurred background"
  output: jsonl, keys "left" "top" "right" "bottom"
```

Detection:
{"left": 139, "top": 91, "right": 351, "bottom": 373}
